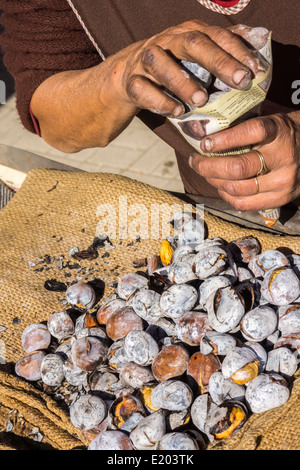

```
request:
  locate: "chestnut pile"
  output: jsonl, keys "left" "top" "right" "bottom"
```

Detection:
{"left": 15, "top": 212, "right": 300, "bottom": 450}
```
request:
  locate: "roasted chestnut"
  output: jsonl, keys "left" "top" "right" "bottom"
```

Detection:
{"left": 228, "top": 236, "right": 261, "bottom": 264}
{"left": 47, "top": 310, "right": 75, "bottom": 341}
{"left": 63, "top": 358, "right": 87, "bottom": 386}
{"left": 198, "top": 275, "right": 231, "bottom": 311}
{"left": 15, "top": 351, "right": 46, "bottom": 382}
{"left": 160, "top": 284, "right": 198, "bottom": 321}
{"left": 175, "top": 311, "right": 211, "bottom": 346}
{"left": 278, "top": 304, "right": 300, "bottom": 334}
{"left": 123, "top": 330, "right": 159, "bottom": 366}
{"left": 66, "top": 282, "right": 96, "bottom": 309}
{"left": 128, "top": 288, "right": 164, "bottom": 324}
{"left": 168, "top": 253, "right": 198, "bottom": 284}
{"left": 129, "top": 410, "right": 166, "bottom": 450}
{"left": 108, "top": 395, "right": 146, "bottom": 430}
{"left": 106, "top": 306, "right": 144, "bottom": 341}
{"left": 261, "top": 267, "right": 300, "bottom": 306}
{"left": 193, "top": 245, "right": 228, "bottom": 280}
{"left": 200, "top": 331, "right": 238, "bottom": 356}
{"left": 88, "top": 430, "right": 133, "bottom": 450}
{"left": 71, "top": 336, "right": 108, "bottom": 371}
{"left": 156, "top": 432, "right": 199, "bottom": 450}
{"left": 221, "top": 345, "right": 264, "bottom": 385}
{"left": 96, "top": 298, "right": 126, "bottom": 325}
{"left": 69, "top": 394, "right": 107, "bottom": 431}
{"left": 208, "top": 401, "right": 248, "bottom": 440}
{"left": 119, "top": 362, "right": 155, "bottom": 389}
{"left": 138, "top": 383, "right": 160, "bottom": 413}
{"left": 265, "top": 347, "right": 298, "bottom": 378}
{"left": 160, "top": 239, "right": 174, "bottom": 266}
{"left": 151, "top": 380, "right": 193, "bottom": 411}
{"left": 21, "top": 323, "right": 51, "bottom": 353}
{"left": 152, "top": 344, "right": 189, "bottom": 382}
{"left": 245, "top": 373, "right": 290, "bottom": 413}
{"left": 240, "top": 305, "right": 278, "bottom": 342}
{"left": 40, "top": 353, "right": 65, "bottom": 387}
{"left": 187, "top": 352, "right": 221, "bottom": 394}
{"left": 206, "top": 286, "right": 245, "bottom": 333}
{"left": 248, "top": 249, "right": 289, "bottom": 278}
{"left": 107, "top": 339, "right": 131, "bottom": 372}
{"left": 208, "top": 371, "right": 246, "bottom": 405}
{"left": 117, "top": 273, "right": 148, "bottom": 300}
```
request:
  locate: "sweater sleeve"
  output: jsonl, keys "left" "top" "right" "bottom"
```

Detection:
{"left": 0, "top": 0, "right": 102, "bottom": 134}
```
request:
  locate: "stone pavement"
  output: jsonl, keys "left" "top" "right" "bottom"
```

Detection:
{"left": 0, "top": 96, "right": 184, "bottom": 192}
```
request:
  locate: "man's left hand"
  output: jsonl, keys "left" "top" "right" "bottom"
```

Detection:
{"left": 189, "top": 112, "right": 300, "bottom": 211}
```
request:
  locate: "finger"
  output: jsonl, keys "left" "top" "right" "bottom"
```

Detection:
{"left": 170, "top": 30, "right": 253, "bottom": 90}
{"left": 205, "top": 25, "right": 267, "bottom": 77}
{"left": 141, "top": 45, "right": 208, "bottom": 108}
{"left": 189, "top": 150, "right": 271, "bottom": 181}
{"left": 218, "top": 188, "right": 291, "bottom": 212}
{"left": 206, "top": 172, "right": 276, "bottom": 198}
{"left": 199, "top": 116, "right": 278, "bottom": 153}
{"left": 126, "top": 74, "right": 185, "bottom": 117}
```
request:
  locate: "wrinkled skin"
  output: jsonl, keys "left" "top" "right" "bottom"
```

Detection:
{"left": 31, "top": 19, "right": 300, "bottom": 212}
{"left": 32, "top": 20, "right": 265, "bottom": 152}
{"left": 189, "top": 112, "right": 300, "bottom": 212}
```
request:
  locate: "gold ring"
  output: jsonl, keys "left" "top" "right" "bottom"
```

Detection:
{"left": 253, "top": 149, "right": 268, "bottom": 176}
{"left": 254, "top": 177, "right": 260, "bottom": 194}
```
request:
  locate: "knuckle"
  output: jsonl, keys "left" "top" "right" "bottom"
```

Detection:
{"left": 258, "top": 116, "right": 278, "bottom": 141}
{"left": 212, "top": 52, "right": 234, "bottom": 74}
{"left": 182, "top": 20, "right": 200, "bottom": 29}
{"left": 227, "top": 157, "right": 249, "bottom": 179}
{"left": 223, "top": 180, "right": 242, "bottom": 197}
{"left": 126, "top": 75, "right": 143, "bottom": 99}
{"left": 181, "top": 20, "right": 205, "bottom": 32}
{"left": 184, "top": 30, "right": 206, "bottom": 49}
{"left": 211, "top": 26, "right": 234, "bottom": 44}
{"left": 231, "top": 198, "right": 249, "bottom": 211}
{"left": 280, "top": 166, "right": 297, "bottom": 191}
{"left": 141, "top": 45, "right": 160, "bottom": 68}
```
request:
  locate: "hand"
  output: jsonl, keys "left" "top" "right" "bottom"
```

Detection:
{"left": 106, "top": 20, "right": 267, "bottom": 119}
{"left": 31, "top": 20, "right": 268, "bottom": 152}
{"left": 188, "top": 111, "right": 300, "bottom": 211}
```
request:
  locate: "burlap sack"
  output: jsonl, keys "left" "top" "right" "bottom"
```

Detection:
{"left": 0, "top": 169, "right": 299, "bottom": 450}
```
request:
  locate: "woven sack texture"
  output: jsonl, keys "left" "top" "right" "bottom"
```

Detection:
{"left": 0, "top": 169, "right": 299, "bottom": 450}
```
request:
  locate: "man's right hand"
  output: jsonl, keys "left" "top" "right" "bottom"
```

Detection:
{"left": 31, "top": 20, "right": 267, "bottom": 152}
{"left": 106, "top": 20, "right": 267, "bottom": 118}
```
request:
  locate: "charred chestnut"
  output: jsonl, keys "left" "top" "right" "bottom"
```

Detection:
{"left": 151, "top": 380, "right": 193, "bottom": 411}
{"left": 175, "top": 311, "right": 211, "bottom": 346}
{"left": 66, "top": 282, "right": 96, "bottom": 309}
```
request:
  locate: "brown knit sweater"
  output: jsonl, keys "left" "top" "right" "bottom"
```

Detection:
{"left": 0, "top": 0, "right": 101, "bottom": 133}
{"left": 0, "top": 0, "right": 299, "bottom": 140}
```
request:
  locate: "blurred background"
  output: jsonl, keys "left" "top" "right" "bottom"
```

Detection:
{"left": 0, "top": 13, "right": 183, "bottom": 192}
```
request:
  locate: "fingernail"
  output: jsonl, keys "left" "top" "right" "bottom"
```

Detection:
{"left": 188, "top": 156, "right": 194, "bottom": 168}
{"left": 191, "top": 90, "right": 207, "bottom": 106}
{"left": 233, "top": 69, "right": 252, "bottom": 87}
{"left": 255, "top": 69, "right": 266, "bottom": 78}
{"left": 202, "top": 137, "right": 214, "bottom": 152}
{"left": 173, "top": 105, "right": 185, "bottom": 117}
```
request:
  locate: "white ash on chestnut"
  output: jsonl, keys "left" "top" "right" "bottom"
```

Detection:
{"left": 15, "top": 214, "right": 300, "bottom": 450}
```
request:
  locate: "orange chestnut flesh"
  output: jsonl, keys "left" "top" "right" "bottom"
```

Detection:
{"left": 215, "top": 406, "right": 246, "bottom": 440}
